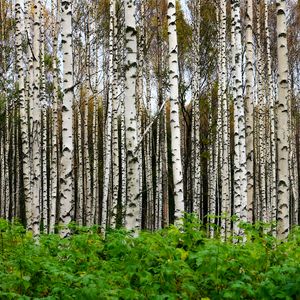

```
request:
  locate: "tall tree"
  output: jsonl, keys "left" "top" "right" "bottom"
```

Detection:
{"left": 16, "top": 0, "right": 31, "bottom": 228}
{"left": 167, "top": 0, "right": 184, "bottom": 223}
{"left": 31, "top": 0, "right": 41, "bottom": 237}
{"left": 245, "top": 0, "right": 254, "bottom": 223}
{"left": 124, "top": 0, "right": 140, "bottom": 231}
{"left": 60, "top": 0, "right": 74, "bottom": 237}
{"left": 276, "top": 0, "right": 290, "bottom": 239}
{"left": 219, "top": 0, "right": 231, "bottom": 237}
{"left": 231, "top": 0, "right": 247, "bottom": 234}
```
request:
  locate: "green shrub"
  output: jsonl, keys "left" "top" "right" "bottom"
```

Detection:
{"left": 0, "top": 217, "right": 299, "bottom": 299}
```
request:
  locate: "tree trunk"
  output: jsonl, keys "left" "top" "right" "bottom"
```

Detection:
{"left": 31, "top": 0, "right": 41, "bottom": 238}
{"left": 276, "top": 0, "right": 290, "bottom": 239}
{"left": 167, "top": 0, "right": 184, "bottom": 223}
{"left": 245, "top": 0, "right": 254, "bottom": 223}
{"left": 60, "top": 0, "right": 74, "bottom": 237}
{"left": 219, "top": 0, "right": 231, "bottom": 238}
{"left": 16, "top": 0, "right": 32, "bottom": 229}
{"left": 124, "top": 0, "right": 140, "bottom": 231}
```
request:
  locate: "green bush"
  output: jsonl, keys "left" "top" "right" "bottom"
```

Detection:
{"left": 0, "top": 217, "right": 299, "bottom": 299}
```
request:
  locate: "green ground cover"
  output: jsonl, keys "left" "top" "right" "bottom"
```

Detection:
{"left": 0, "top": 217, "right": 299, "bottom": 299}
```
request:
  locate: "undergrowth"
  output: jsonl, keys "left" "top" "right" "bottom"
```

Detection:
{"left": 0, "top": 217, "right": 299, "bottom": 299}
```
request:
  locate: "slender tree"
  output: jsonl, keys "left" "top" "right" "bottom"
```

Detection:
{"left": 124, "top": 0, "right": 140, "bottom": 230}
{"left": 60, "top": 0, "right": 74, "bottom": 237}
{"left": 219, "top": 0, "right": 231, "bottom": 237}
{"left": 276, "top": 0, "right": 290, "bottom": 239}
{"left": 167, "top": 0, "right": 184, "bottom": 223}
{"left": 31, "top": 0, "right": 41, "bottom": 237}
{"left": 16, "top": 0, "right": 32, "bottom": 228}
{"left": 245, "top": 0, "right": 255, "bottom": 223}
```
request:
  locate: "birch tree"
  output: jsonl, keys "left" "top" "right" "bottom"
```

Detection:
{"left": 167, "top": 0, "right": 184, "bottom": 223}
{"left": 50, "top": 0, "right": 60, "bottom": 233}
{"left": 31, "top": 0, "right": 41, "bottom": 237}
{"left": 276, "top": 0, "right": 290, "bottom": 239}
{"left": 219, "top": 0, "right": 231, "bottom": 237}
{"left": 231, "top": 0, "right": 247, "bottom": 235}
{"left": 60, "top": 0, "right": 74, "bottom": 237}
{"left": 245, "top": 0, "right": 254, "bottom": 223}
{"left": 102, "top": 0, "right": 114, "bottom": 229}
{"left": 191, "top": 0, "right": 202, "bottom": 218}
{"left": 16, "top": 0, "right": 32, "bottom": 228}
{"left": 124, "top": 0, "right": 140, "bottom": 230}
{"left": 265, "top": 0, "right": 277, "bottom": 228}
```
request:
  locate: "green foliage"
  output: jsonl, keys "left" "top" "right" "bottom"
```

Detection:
{"left": 0, "top": 217, "right": 299, "bottom": 299}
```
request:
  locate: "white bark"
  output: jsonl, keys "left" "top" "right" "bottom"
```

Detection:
{"left": 84, "top": 12, "right": 92, "bottom": 226}
{"left": 191, "top": 0, "right": 201, "bottom": 218}
{"left": 16, "top": 0, "right": 32, "bottom": 228}
{"left": 167, "top": 0, "right": 184, "bottom": 223}
{"left": 92, "top": 96, "right": 99, "bottom": 224}
{"left": 111, "top": 0, "right": 119, "bottom": 228}
{"left": 50, "top": 0, "right": 60, "bottom": 234}
{"left": 245, "top": 0, "right": 254, "bottom": 223}
{"left": 162, "top": 111, "right": 169, "bottom": 227}
{"left": 265, "top": 0, "right": 277, "bottom": 231}
{"left": 102, "top": 0, "right": 115, "bottom": 229}
{"left": 232, "top": 0, "right": 247, "bottom": 234}
{"left": 276, "top": 0, "right": 290, "bottom": 239}
{"left": 40, "top": 4, "right": 48, "bottom": 232}
{"left": 60, "top": 0, "right": 74, "bottom": 237}
{"left": 124, "top": 0, "right": 140, "bottom": 230}
{"left": 256, "top": 2, "right": 267, "bottom": 223}
{"left": 145, "top": 65, "right": 154, "bottom": 230}
{"left": 24, "top": 0, "right": 34, "bottom": 229}
{"left": 84, "top": 96, "right": 92, "bottom": 226}
{"left": 31, "top": 0, "right": 41, "bottom": 237}
{"left": 136, "top": 0, "right": 145, "bottom": 228}
{"left": 77, "top": 99, "right": 83, "bottom": 225}
{"left": 219, "top": 0, "right": 231, "bottom": 238}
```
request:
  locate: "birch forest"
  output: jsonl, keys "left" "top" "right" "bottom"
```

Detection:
{"left": 0, "top": 0, "right": 300, "bottom": 298}
{"left": 1, "top": 0, "right": 299, "bottom": 237}
{"left": 0, "top": 0, "right": 300, "bottom": 239}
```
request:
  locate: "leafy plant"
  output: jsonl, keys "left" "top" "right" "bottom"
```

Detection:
{"left": 0, "top": 217, "right": 299, "bottom": 299}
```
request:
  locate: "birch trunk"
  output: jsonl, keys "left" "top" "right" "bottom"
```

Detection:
{"left": 191, "top": 0, "right": 201, "bottom": 218}
{"left": 232, "top": 0, "right": 247, "bottom": 234}
{"left": 276, "top": 0, "right": 290, "bottom": 239}
{"left": 162, "top": 110, "right": 169, "bottom": 227}
{"left": 16, "top": 0, "right": 32, "bottom": 228}
{"left": 231, "top": 1, "right": 240, "bottom": 232}
{"left": 256, "top": 2, "right": 267, "bottom": 223}
{"left": 102, "top": 0, "right": 115, "bottom": 229}
{"left": 90, "top": 6, "right": 99, "bottom": 224}
{"left": 167, "top": 0, "right": 184, "bottom": 223}
{"left": 121, "top": 81, "right": 127, "bottom": 226}
{"left": 111, "top": 0, "right": 119, "bottom": 227}
{"left": 77, "top": 99, "right": 84, "bottom": 225}
{"left": 92, "top": 96, "right": 99, "bottom": 224}
{"left": 145, "top": 65, "right": 153, "bottom": 229}
{"left": 124, "top": 0, "right": 140, "bottom": 230}
{"left": 50, "top": 0, "right": 60, "bottom": 233}
{"left": 60, "top": 0, "right": 74, "bottom": 237}
{"left": 220, "top": 0, "right": 231, "bottom": 237}
{"left": 84, "top": 95, "right": 91, "bottom": 225}
{"left": 154, "top": 116, "right": 162, "bottom": 230}
{"left": 84, "top": 13, "right": 92, "bottom": 226}
{"left": 136, "top": 0, "right": 145, "bottom": 228}
{"left": 245, "top": 0, "right": 254, "bottom": 223}
{"left": 31, "top": 0, "right": 41, "bottom": 237}
{"left": 40, "top": 4, "right": 48, "bottom": 232}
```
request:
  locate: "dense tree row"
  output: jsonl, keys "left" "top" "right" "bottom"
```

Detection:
{"left": 0, "top": 0, "right": 299, "bottom": 239}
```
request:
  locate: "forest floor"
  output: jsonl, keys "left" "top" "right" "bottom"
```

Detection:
{"left": 0, "top": 218, "right": 299, "bottom": 300}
